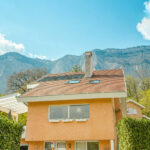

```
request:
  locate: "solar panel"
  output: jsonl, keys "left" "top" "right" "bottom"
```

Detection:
{"left": 39, "top": 74, "right": 85, "bottom": 82}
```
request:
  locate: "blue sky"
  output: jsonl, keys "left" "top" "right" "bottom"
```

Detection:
{"left": 0, "top": 0, "right": 150, "bottom": 60}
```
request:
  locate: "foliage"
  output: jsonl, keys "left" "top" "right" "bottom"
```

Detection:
{"left": 117, "top": 117, "right": 150, "bottom": 150}
{"left": 7, "top": 68, "right": 47, "bottom": 94}
{"left": 70, "top": 64, "right": 82, "bottom": 72}
{"left": 126, "top": 74, "right": 150, "bottom": 117}
{"left": 140, "top": 90, "right": 150, "bottom": 117}
{"left": 141, "top": 77, "right": 150, "bottom": 91}
{"left": 0, "top": 111, "right": 8, "bottom": 118}
{"left": 0, "top": 116, "right": 24, "bottom": 150}
{"left": 18, "top": 113, "right": 27, "bottom": 126}
{"left": 126, "top": 76, "right": 140, "bottom": 102}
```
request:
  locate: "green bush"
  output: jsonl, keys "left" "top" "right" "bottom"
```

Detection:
{"left": 18, "top": 112, "right": 27, "bottom": 126}
{"left": 117, "top": 117, "right": 150, "bottom": 150}
{"left": 0, "top": 116, "right": 24, "bottom": 150}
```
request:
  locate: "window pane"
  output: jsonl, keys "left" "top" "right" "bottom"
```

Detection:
{"left": 70, "top": 105, "right": 89, "bottom": 119}
{"left": 127, "top": 108, "right": 137, "bottom": 114}
{"left": 57, "top": 143, "right": 66, "bottom": 148}
{"left": 87, "top": 142, "right": 99, "bottom": 150}
{"left": 45, "top": 142, "right": 51, "bottom": 150}
{"left": 50, "top": 106, "right": 68, "bottom": 120}
{"left": 76, "top": 142, "right": 86, "bottom": 150}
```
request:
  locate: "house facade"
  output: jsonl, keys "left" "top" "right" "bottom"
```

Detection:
{"left": 127, "top": 99, "right": 145, "bottom": 119}
{"left": 18, "top": 52, "right": 127, "bottom": 150}
{"left": 126, "top": 99, "right": 150, "bottom": 120}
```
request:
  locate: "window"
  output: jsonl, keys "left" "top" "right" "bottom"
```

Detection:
{"left": 70, "top": 105, "right": 89, "bottom": 119}
{"left": 50, "top": 105, "right": 68, "bottom": 120}
{"left": 49, "top": 104, "right": 89, "bottom": 121}
{"left": 45, "top": 142, "right": 66, "bottom": 150}
{"left": 76, "top": 142, "right": 86, "bottom": 150}
{"left": 57, "top": 142, "right": 66, "bottom": 149}
{"left": 88, "top": 80, "right": 100, "bottom": 84}
{"left": 67, "top": 80, "right": 80, "bottom": 84}
{"left": 45, "top": 142, "right": 51, "bottom": 150}
{"left": 87, "top": 142, "right": 99, "bottom": 150}
{"left": 76, "top": 142, "right": 99, "bottom": 150}
{"left": 127, "top": 108, "right": 138, "bottom": 115}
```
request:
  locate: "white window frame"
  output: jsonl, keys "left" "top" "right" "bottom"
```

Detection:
{"left": 48, "top": 104, "right": 90, "bottom": 122}
{"left": 55, "top": 141, "right": 66, "bottom": 150}
{"left": 127, "top": 107, "right": 138, "bottom": 115}
{"left": 110, "top": 140, "right": 114, "bottom": 150}
{"left": 44, "top": 141, "right": 66, "bottom": 150}
{"left": 75, "top": 141, "right": 99, "bottom": 150}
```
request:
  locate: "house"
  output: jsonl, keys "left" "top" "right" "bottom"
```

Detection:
{"left": 127, "top": 99, "right": 150, "bottom": 120}
{"left": 17, "top": 52, "right": 127, "bottom": 150}
{"left": 0, "top": 93, "right": 28, "bottom": 150}
{"left": 0, "top": 93, "right": 27, "bottom": 120}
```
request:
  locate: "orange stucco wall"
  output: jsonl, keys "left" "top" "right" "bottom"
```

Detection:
{"left": 114, "top": 98, "right": 122, "bottom": 123}
{"left": 28, "top": 140, "right": 111, "bottom": 150}
{"left": 28, "top": 142, "right": 44, "bottom": 150}
{"left": 127, "top": 102, "right": 143, "bottom": 118}
{"left": 99, "top": 140, "right": 111, "bottom": 150}
{"left": 26, "top": 98, "right": 116, "bottom": 142}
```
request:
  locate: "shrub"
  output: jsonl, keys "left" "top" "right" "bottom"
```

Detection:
{"left": 117, "top": 117, "right": 150, "bottom": 150}
{"left": 18, "top": 112, "right": 27, "bottom": 126}
{"left": 0, "top": 116, "right": 24, "bottom": 150}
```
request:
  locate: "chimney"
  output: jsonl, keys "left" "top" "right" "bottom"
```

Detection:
{"left": 85, "top": 51, "right": 93, "bottom": 78}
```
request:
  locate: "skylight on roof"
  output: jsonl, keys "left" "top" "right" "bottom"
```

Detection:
{"left": 39, "top": 74, "right": 85, "bottom": 82}
{"left": 88, "top": 80, "right": 100, "bottom": 84}
{"left": 67, "top": 80, "right": 80, "bottom": 84}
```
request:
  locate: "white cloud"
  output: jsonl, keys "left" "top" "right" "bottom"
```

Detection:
{"left": 137, "top": 18, "right": 150, "bottom": 40}
{"left": 137, "top": 0, "right": 150, "bottom": 40}
{"left": 0, "top": 33, "right": 48, "bottom": 59}
{"left": 144, "top": 0, "right": 150, "bottom": 13}
{"left": 0, "top": 33, "right": 25, "bottom": 55}
{"left": 28, "top": 53, "right": 47, "bottom": 59}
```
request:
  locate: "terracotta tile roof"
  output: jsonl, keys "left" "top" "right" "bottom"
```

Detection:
{"left": 23, "top": 69, "right": 126, "bottom": 97}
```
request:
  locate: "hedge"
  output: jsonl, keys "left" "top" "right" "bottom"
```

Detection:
{"left": 0, "top": 116, "right": 24, "bottom": 150}
{"left": 117, "top": 117, "right": 150, "bottom": 150}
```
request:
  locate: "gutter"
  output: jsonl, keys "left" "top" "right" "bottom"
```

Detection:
{"left": 17, "top": 92, "right": 127, "bottom": 103}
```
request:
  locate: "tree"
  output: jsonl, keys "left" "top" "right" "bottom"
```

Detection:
{"left": 126, "top": 76, "right": 141, "bottom": 102}
{"left": 126, "top": 73, "right": 150, "bottom": 117}
{"left": 7, "top": 68, "right": 47, "bottom": 94}
{"left": 140, "top": 90, "right": 150, "bottom": 117}
{"left": 141, "top": 77, "right": 150, "bottom": 91}
{"left": 18, "top": 113, "right": 27, "bottom": 126}
{"left": 70, "top": 64, "right": 82, "bottom": 72}
{"left": 136, "top": 68, "right": 150, "bottom": 91}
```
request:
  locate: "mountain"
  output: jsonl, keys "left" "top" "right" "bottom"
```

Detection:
{"left": 0, "top": 45, "right": 150, "bottom": 93}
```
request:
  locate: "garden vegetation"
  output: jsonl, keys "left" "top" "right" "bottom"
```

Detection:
{"left": 117, "top": 117, "right": 150, "bottom": 150}
{"left": 0, "top": 116, "right": 23, "bottom": 150}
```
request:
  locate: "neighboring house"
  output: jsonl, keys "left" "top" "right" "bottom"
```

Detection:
{"left": 17, "top": 52, "right": 127, "bottom": 150}
{"left": 127, "top": 99, "right": 150, "bottom": 120}
{"left": 0, "top": 93, "right": 27, "bottom": 120}
{"left": 0, "top": 93, "right": 28, "bottom": 150}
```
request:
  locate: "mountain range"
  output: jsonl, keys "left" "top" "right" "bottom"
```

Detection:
{"left": 0, "top": 45, "right": 150, "bottom": 93}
